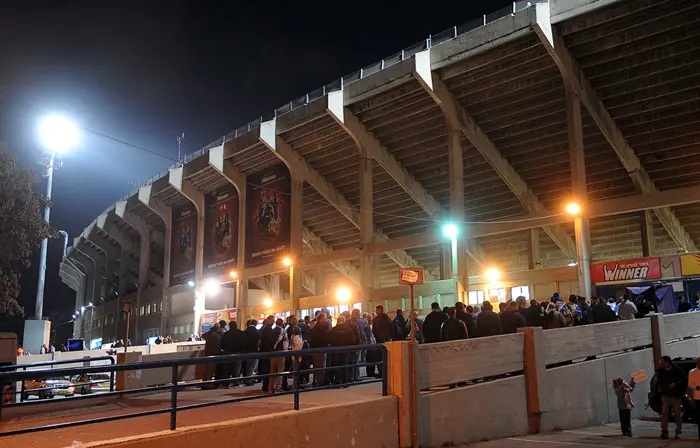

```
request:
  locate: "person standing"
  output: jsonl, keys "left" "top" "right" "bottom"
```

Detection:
{"left": 392, "top": 309, "right": 408, "bottom": 341}
{"left": 372, "top": 305, "right": 393, "bottom": 377}
{"left": 258, "top": 315, "right": 277, "bottom": 392}
{"left": 220, "top": 321, "right": 247, "bottom": 387}
{"left": 329, "top": 316, "right": 355, "bottom": 385}
{"left": 525, "top": 299, "right": 544, "bottom": 328}
{"left": 440, "top": 308, "right": 467, "bottom": 341}
{"left": 202, "top": 323, "right": 222, "bottom": 389}
{"left": 364, "top": 314, "right": 379, "bottom": 378}
{"left": 269, "top": 318, "right": 288, "bottom": 393}
{"left": 309, "top": 313, "right": 331, "bottom": 386}
{"left": 618, "top": 294, "right": 638, "bottom": 320}
{"left": 475, "top": 301, "right": 502, "bottom": 337}
{"left": 422, "top": 302, "right": 448, "bottom": 343}
{"left": 613, "top": 377, "right": 635, "bottom": 437}
{"left": 656, "top": 356, "right": 687, "bottom": 439}
{"left": 500, "top": 301, "right": 527, "bottom": 334}
{"left": 243, "top": 319, "right": 261, "bottom": 386}
{"left": 455, "top": 302, "right": 475, "bottom": 338}
{"left": 686, "top": 357, "right": 700, "bottom": 440}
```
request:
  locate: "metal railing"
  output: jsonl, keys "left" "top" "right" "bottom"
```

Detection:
{"left": 0, "top": 344, "right": 388, "bottom": 437}
{"left": 0, "top": 356, "right": 116, "bottom": 403}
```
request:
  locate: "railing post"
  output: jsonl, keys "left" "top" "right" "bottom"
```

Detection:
{"left": 0, "top": 379, "right": 4, "bottom": 421}
{"left": 170, "top": 365, "right": 178, "bottom": 430}
{"left": 109, "top": 358, "right": 115, "bottom": 393}
{"left": 293, "top": 355, "right": 300, "bottom": 411}
{"left": 20, "top": 367, "right": 26, "bottom": 402}
{"left": 381, "top": 346, "right": 388, "bottom": 397}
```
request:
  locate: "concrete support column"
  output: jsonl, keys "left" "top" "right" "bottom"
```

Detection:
{"left": 447, "top": 121, "right": 467, "bottom": 303}
{"left": 528, "top": 228, "right": 540, "bottom": 270}
{"left": 118, "top": 249, "right": 129, "bottom": 296}
{"left": 650, "top": 313, "right": 667, "bottom": 361}
{"left": 640, "top": 210, "right": 655, "bottom": 257}
{"left": 133, "top": 233, "right": 151, "bottom": 341}
{"left": 315, "top": 265, "right": 325, "bottom": 296}
{"left": 161, "top": 223, "right": 172, "bottom": 336}
{"left": 566, "top": 84, "right": 592, "bottom": 299}
{"left": 359, "top": 154, "right": 376, "bottom": 310}
{"left": 386, "top": 341, "right": 417, "bottom": 448}
{"left": 289, "top": 176, "right": 304, "bottom": 313}
{"left": 519, "top": 326, "right": 548, "bottom": 435}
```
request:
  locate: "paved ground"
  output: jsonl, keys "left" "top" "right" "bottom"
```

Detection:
{"left": 463, "top": 420, "right": 700, "bottom": 447}
{"left": 0, "top": 381, "right": 382, "bottom": 448}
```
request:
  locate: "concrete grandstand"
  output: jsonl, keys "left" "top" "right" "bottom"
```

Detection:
{"left": 59, "top": 0, "right": 700, "bottom": 348}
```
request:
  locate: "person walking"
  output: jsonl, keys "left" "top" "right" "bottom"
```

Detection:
{"left": 656, "top": 356, "right": 688, "bottom": 439}
{"left": 618, "top": 294, "right": 638, "bottom": 320}
{"left": 475, "top": 301, "right": 502, "bottom": 337}
{"left": 613, "top": 377, "right": 635, "bottom": 437}
{"left": 422, "top": 302, "right": 448, "bottom": 343}
{"left": 686, "top": 357, "right": 700, "bottom": 439}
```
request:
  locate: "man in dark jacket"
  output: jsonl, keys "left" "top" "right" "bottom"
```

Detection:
{"left": 440, "top": 308, "right": 468, "bottom": 341}
{"left": 392, "top": 309, "right": 408, "bottom": 341}
{"left": 309, "top": 313, "right": 331, "bottom": 386}
{"left": 525, "top": 299, "right": 544, "bottom": 327}
{"left": 342, "top": 311, "right": 362, "bottom": 382}
{"left": 577, "top": 297, "right": 593, "bottom": 325}
{"left": 298, "top": 316, "right": 312, "bottom": 384}
{"left": 455, "top": 302, "right": 475, "bottom": 338}
{"left": 258, "top": 315, "right": 277, "bottom": 392}
{"left": 592, "top": 297, "right": 617, "bottom": 323}
{"left": 221, "top": 321, "right": 247, "bottom": 386}
{"left": 329, "top": 316, "right": 355, "bottom": 385}
{"left": 656, "top": 356, "right": 688, "bottom": 439}
{"left": 501, "top": 302, "right": 527, "bottom": 334}
{"left": 422, "top": 302, "right": 448, "bottom": 343}
{"left": 202, "top": 323, "right": 222, "bottom": 388}
{"left": 476, "top": 301, "right": 502, "bottom": 337}
{"left": 373, "top": 305, "right": 393, "bottom": 377}
{"left": 243, "top": 320, "right": 261, "bottom": 386}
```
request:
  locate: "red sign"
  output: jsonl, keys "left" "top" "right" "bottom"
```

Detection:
{"left": 399, "top": 268, "right": 424, "bottom": 285}
{"left": 591, "top": 257, "right": 661, "bottom": 283}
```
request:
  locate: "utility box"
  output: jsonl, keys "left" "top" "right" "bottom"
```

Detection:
{"left": 0, "top": 333, "right": 18, "bottom": 404}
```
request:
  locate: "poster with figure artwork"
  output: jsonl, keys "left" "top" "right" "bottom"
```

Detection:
{"left": 203, "top": 185, "right": 239, "bottom": 276}
{"left": 170, "top": 203, "right": 197, "bottom": 285}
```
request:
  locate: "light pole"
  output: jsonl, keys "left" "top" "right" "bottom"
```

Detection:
{"left": 35, "top": 115, "right": 79, "bottom": 318}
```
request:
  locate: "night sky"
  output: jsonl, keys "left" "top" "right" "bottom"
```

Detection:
{"left": 0, "top": 0, "right": 510, "bottom": 323}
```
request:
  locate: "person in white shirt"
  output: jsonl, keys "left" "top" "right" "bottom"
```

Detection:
{"left": 687, "top": 357, "right": 700, "bottom": 440}
{"left": 617, "top": 294, "right": 638, "bottom": 320}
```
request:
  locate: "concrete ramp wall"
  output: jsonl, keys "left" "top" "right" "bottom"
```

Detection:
{"left": 81, "top": 397, "right": 399, "bottom": 448}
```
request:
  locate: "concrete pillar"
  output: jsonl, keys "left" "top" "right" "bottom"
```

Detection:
{"left": 359, "top": 153, "right": 376, "bottom": 311}
{"left": 161, "top": 222, "right": 172, "bottom": 336}
{"left": 447, "top": 121, "right": 467, "bottom": 303}
{"left": 315, "top": 265, "right": 325, "bottom": 295}
{"left": 235, "top": 176, "right": 247, "bottom": 320}
{"left": 566, "top": 83, "right": 592, "bottom": 299}
{"left": 289, "top": 176, "right": 304, "bottom": 313}
{"left": 519, "top": 326, "right": 548, "bottom": 435}
{"left": 650, "top": 313, "right": 667, "bottom": 361}
{"left": 528, "top": 228, "right": 540, "bottom": 270}
{"left": 134, "top": 232, "right": 151, "bottom": 341}
{"left": 386, "top": 341, "right": 417, "bottom": 448}
{"left": 640, "top": 210, "right": 655, "bottom": 257}
{"left": 118, "top": 249, "right": 129, "bottom": 296}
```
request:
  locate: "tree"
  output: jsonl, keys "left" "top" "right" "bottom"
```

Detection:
{"left": 0, "top": 143, "right": 54, "bottom": 316}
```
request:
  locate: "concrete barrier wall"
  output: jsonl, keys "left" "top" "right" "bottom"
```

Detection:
{"left": 419, "top": 376, "right": 528, "bottom": 447}
{"left": 82, "top": 396, "right": 399, "bottom": 448}
{"left": 664, "top": 311, "right": 700, "bottom": 341}
{"left": 139, "top": 351, "right": 202, "bottom": 386}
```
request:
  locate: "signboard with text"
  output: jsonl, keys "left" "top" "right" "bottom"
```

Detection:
{"left": 200, "top": 308, "right": 237, "bottom": 333}
{"left": 590, "top": 257, "right": 661, "bottom": 283}
{"left": 399, "top": 268, "right": 424, "bottom": 285}
{"left": 245, "top": 164, "right": 291, "bottom": 267}
{"left": 203, "top": 185, "right": 239, "bottom": 276}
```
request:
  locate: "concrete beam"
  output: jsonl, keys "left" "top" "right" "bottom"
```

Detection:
{"left": 303, "top": 228, "right": 360, "bottom": 287}
{"left": 258, "top": 118, "right": 433, "bottom": 278}
{"left": 533, "top": 4, "right": 697, "bottom": 253}
{"left": 424, "top": 52, "right": 576, "bottom": 260}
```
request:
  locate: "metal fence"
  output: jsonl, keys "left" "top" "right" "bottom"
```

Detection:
{"left": 0, "top": 344, "right": 388, "bottom": 437}
{"left": 114, "top": 0, "right": 545, "bottom": 205}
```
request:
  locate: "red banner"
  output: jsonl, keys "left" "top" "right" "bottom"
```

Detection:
{"left": 591, "top": 257, "right": 661, "bottom": 283}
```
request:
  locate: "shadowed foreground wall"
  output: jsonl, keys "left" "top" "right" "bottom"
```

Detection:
{"left": 81, "top": 396, "right": 398, "bottom": 448}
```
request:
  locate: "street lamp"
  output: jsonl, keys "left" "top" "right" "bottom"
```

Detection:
{"left": 485, "top": 268, "right": 501, "bottom": 282}
{"left": 336, "top": 287, "right": 351, "bottom": 303}
{"left": 566, "top": 202, "right": 581, "bottom": 216}
{"left": 282, "top": 257, "right": 293, "bottom": 267}
{"left": 204, "top": 279, "right": 220, "bottom": 295}
{"left": 35, "top": 115, "right": 79, "bottom": 319}
{"left": 263, "top": 298, "right": 273, "bottom": 308}
{"left": 442, "top": 223, "right": 459, "bottom": 240}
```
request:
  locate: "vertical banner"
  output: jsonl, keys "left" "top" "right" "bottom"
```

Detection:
{"left": 203, "top": 185, "right": 239, "bottom": 276}
{"left": 170, "top": 203, "right": 197, "bottom": 285}
{"left": 680, "top": 253, "right": 700, "bottom": 276}
{"left": 245, "top": 163, "right": 291, "bottom": 267}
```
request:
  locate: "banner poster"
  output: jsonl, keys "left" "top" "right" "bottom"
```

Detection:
{"left": 590, "top": 257, "right": 661, "bottom": 284}
{"left": 200, "top": 308, "right": 237, "bottom": 333}
{"left": 245, "top": 163, "right": 291, "bottom": 267}
{"left": 170, "top": 203, "right": 197, "bottom": 285}
{"left": 680, "top": 253, "right": 700, "bottom": 276}
{"left": 203, "top": 185, "right": 239, "bottom": 276}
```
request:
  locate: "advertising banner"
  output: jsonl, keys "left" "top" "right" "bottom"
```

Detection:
{"left": 200, "top": 308, "right": 237, "bottom": 333}
{"left": 680, "top": 253, "right": 700, "bottom": 276}
{"left": 245, "top": 163, "right": 291, "bottom": 267}
{"left": 590, "top": 257, "right": 661, "bottom": 283}
{"left": 170, "top": 203, "right": 197, "bottom": 285}
{"left": 203, "top": 185, "right": 239, "bottom": 276}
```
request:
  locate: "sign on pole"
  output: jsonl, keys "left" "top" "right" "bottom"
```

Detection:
{"left": 399, "top": 267, "right": 424, "bottom": 285}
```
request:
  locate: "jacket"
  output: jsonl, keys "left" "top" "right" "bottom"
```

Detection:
{"left": 592, "top": 302, "right": 616, "bottom": 323}
{"left": 440, "top": 317, "right": 467, "bottom": 341}
{"left": 351, "top": 316, "right": 368, "bottom": 344}
{"left": 455, "top": 310, "right": 475, "bottom": 338}
{"left": 422, "top": 310, "right": 448, "bottom": 343}
{"left": 260, "top": 325, "right": 279, "bottom": 352}
{"left": 525, "top": 305, "right": 544, "bottom": 327}
{"left": 392, "top": 315, "right": 408, "bottom": 341}
{"left": 500, "top": 310, "right": 527, "bottom": 334}
{"left": 372, "top": 314, "right": 393, "bottom": 343}
{"left": 244, "top": 325, "right": 261, "bottom": 353}
{"left": 544, "top": 310, "right": 566, "bottom": 329}
{"left": 656, "top": 365, "right": 687, "bottom": 398}
{"left": 309, "top": 321, "right": 331, "bottom": 348}
{"left": 221, "top": 328, "right": 247, "bottom": 354}
{"left": 578, "top": 304, "right": 594, "bottom": 325}
{"left": 476, "top": 310, "right": 502, "bottom": 337}
{"left": 330, "top": 322, "right": 356, "bottom": 347}
{"left": 203, "top": 329, "right": 222, "bottom": 356}
{"left": 614, "top": 379, "right": 636, "bottom": 410}
{"left": 345, "top": 318, "right": 362, "bottom": 345}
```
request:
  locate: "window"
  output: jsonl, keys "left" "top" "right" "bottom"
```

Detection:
{"left": 153, "top": 302, "right": 157, "bottom": 314}
{"left": 487, "top": 288, "right": 507, "bottom": 302}
{"left": 353, "top": 303, "right": 362, "bottom": 313}
{"left": 511, "top": 286, "right": 530, "bottom": 301}
{"left": 146, "top": 304, "right": 151, "bottom": 314}
{"left": 185, "top": 324, "right": 191, "bottom": 333}
{"left": 159, "top": 301, "right": 163, "bottom": 312}
{"left": 339, "top": 304, "right": 349, "bottom": 313}
{"left": 468, "top": 290, "right": 485, "bottom": 305}
{"left": 140, "top": 305, "right": 145, "bottom": 316}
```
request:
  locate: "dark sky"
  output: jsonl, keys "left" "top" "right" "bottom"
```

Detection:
{"left": 0, "top": 0, "right": 510, "bottom": 320}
